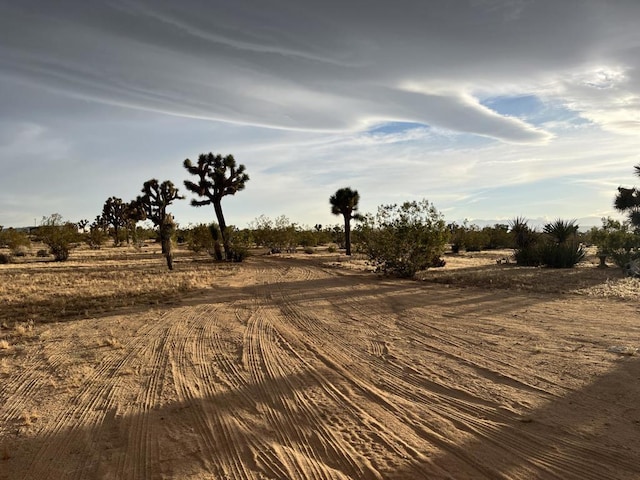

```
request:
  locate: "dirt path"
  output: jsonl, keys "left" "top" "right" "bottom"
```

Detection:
{"left": 1, "top": 255, "right": 639, "bottom": 479}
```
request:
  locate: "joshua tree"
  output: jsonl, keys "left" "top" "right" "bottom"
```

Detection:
{"left": 183, "top": 153, "right": 249, "bottom": 260}
{"left": 124, "top": 199, "right": 147, "bottom": 245}
{"left": 102, "top": 197, "right": 128, "bottom": 246}
{"left": 614, "top": 164, "right": 640, "bottom": 229}
{"left": 330, "top": 187, "right": 362, "bottom": 256}
{"left": 160, "top": 214, "right": 177, "bottom": 270}
{"left": 76, "top": 219, "right": 89, "bottom": 233}
{"left": 136, "top": 179, "right": 184, "bottom": 269}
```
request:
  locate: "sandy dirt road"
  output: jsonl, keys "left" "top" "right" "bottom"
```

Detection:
{"left": 1, "top": 255, "right": 639, "bottom": 479}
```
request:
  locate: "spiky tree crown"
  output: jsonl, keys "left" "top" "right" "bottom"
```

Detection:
{"left": 102, "top": 197, "right": 128, "bottom": 228}
{"left": 614, "top": 164, "right": 640, "bottom": 228}
{"left": 330, "top": 187, "right": 360, "bottom": 219}
{"left": 183, "top": 153, "right": 249, "bottom": 207}
{"left": 137, "top": 179, "right": 184, "bottom": 226}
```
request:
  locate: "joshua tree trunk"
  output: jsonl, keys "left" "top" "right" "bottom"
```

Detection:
{"left": 344, "top": 215, "right": 352, "bottom": 256}
{"left": 213, "top": 198, "right": 231, "bottom": 260}
{"left": 208, "top": 223, "right": 224, "bottom": 261}
{"left": 160, "top": 216, "right": 176, "bottom": 271}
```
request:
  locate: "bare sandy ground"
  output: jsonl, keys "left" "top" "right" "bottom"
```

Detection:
{"left": 1, "top": 252, "right": 639, "bottom": 479}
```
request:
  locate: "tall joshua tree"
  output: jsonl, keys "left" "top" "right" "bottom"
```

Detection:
{"left": 102, "top": 197, "right": 128, "bottom": 246}
{"left": 614, "top": 164, "right": 640, "bottom": 229}
{"left": 183, "top": 153, "right": 249, "bottom": 260}
{"left": 136, "top": 179, "right": 184, "bottom": 270}
{"left": 330, "top": 187, "right": 362, "bottom": 256}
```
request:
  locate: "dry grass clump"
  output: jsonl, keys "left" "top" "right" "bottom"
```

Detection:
{"left": 0, "top": 245, "right": 240, "bottom": 326}
{"left": 20, "top": 409, "right": 39, "bottom": 426}
{"left": 576, "top": 277, "right": 640, "bottom": 300}
{"left": 14, "top": 320, "right": 36, "bottom": 337}
{"left": 0, "top": 358, "right": 10, "bottom": 376}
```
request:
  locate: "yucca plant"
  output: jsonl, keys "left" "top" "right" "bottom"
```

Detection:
{"left": 539, "top": 241, "right": 585, "bottom": 268}
{"left": 510, "top": 217, "right": 541, "bottom": 266}
{"left": 543, "top": 219, "right": 579, "bottom": 244}
{"left": 541, "top": 219, "right": 584, "bottom": 268}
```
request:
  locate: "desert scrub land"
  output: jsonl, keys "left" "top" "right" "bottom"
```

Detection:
{"left": 1, "top": 245, "right": 639, "bottom": 479}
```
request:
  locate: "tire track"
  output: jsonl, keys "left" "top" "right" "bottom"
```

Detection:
{"left": 262, "top": 260, "right": 639, "bottom": 479}
{"left": 168, "top": 303, "right": 264, "bottom": 479}
{"left": 15, "top": 312, "right": 175, "bottom": 479}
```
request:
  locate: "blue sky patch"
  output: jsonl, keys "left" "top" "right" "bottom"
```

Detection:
{"left": 481, "top": 95, "right": 588, "bottom": 127}
{"left": 367, "top": 121, "right": 429, "bottom": 135}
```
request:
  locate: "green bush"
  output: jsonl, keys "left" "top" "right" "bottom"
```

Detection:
{"left": 358, "top": 200, "right": 449, "bottom": 278}
{"left": 226, "top": 226, "right": 251, "bottom": 262}
{"left": 464, "top": 228, "right": 489, "bottom": 252}
{"left": 36, "top": 214, "right": 80, "bottom": 262}
{"left": 0, "top": 228, "right": 30, "bottom": 254}
{"left": 186, "top": 224, "right": 215, "bottom": 254}
{"left": 230, "top": 246, "right": 249, "bottom": 262}
{"left": 85, "top": 225, "right": 108, "bottom": 249}
{"left": 589, "top": 217, "right": 640, "bottom": 268}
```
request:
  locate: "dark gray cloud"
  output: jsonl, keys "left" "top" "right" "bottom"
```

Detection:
{"left": 6, "top": 0, "right": 628, "bottom": 141}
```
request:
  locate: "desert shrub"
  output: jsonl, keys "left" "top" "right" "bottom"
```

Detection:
{"left": 226, "top": 226, "right": 251, "bottom": 262}
{"left": 449, "top": 222, "right": 507, "bottom": 252}
{"left": 589, "top": 217, "right": 640, "bottom": 268}
{"left": 431, "top": 256, "right": 446, "bottom": 268}
{"left": 464, "top": 227, "right": 490, "bottom": 252}
{"left": 49, "top": 243, "right": 70, "bottom": 262}
{"left": 358, "top": 199, "right": 449, "bottom": 278}
{"left": 304, "top": 246, "right": 315, "bottom": 254}
{"left": 186, "top": 224, "right": 214, "bottom": 254}
{"left": 0, "top": 228, "right": 30, "bottom": 254}
{"left": 231, "top": 247, "right": 249, "bottom": 262}
{"left": 483, "top": 224, "right": 513, "bottom": 249}
{"left": 448, "top": 222, "right": 464, "bottom": 253}
{"left": 298, "top": 230, "right": 318, "bottom": 248}
{"left": 327, "top": 245, "right": 337, "bottom": 253}
{"left": 249, "top": 215, "right": 298, "bottom": 253}
{"left": 36, "top": 214, "right": 81, "bottom": 262}
{"left": 85, "top": 224, "right": 108, "bottom": 249}
{"left": 0, "top": 253, "right": 12, "bottom": 264}
{"left": 36, "top": 249, "right": 49, "bottom": 257}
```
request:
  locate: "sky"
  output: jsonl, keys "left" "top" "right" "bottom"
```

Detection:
{"left": 1, "top": 0, "right": 640, "bottom": 230}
